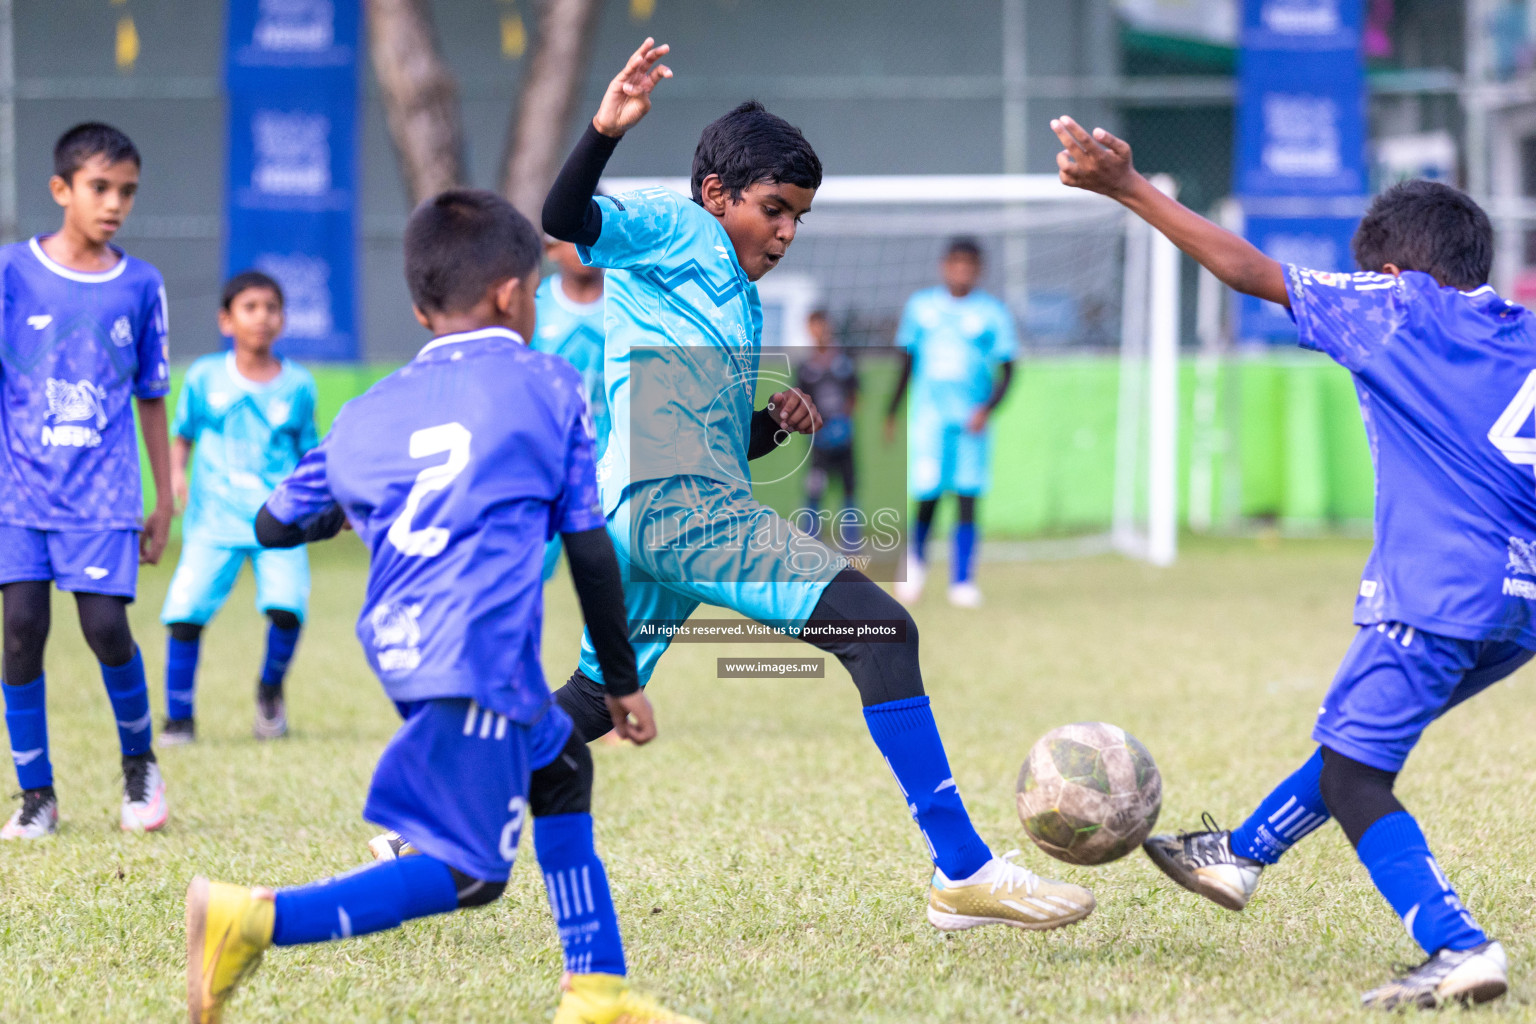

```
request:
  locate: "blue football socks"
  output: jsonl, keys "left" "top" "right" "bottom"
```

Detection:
{"left": 536, "top": 812, "right": 627, "bottom": 977}
{"left": 260, "top": 621, "right": 301, "bottom": 690}
{"left": 1229, "top": 748, "right": 1330, "bottom": 864}
{"left": 1358, "top": 811, "right": 1488, "bottom": 955}
{"left": 863, "top": 696, "right": 992, "bottom": 880}
{"left": 272, "top": 854, "right": 460, "bottom": 946}
{"left": 952, "top": 522, "right": 978, "bottom": 584}
{"left": 2, "top": 676, "right": 52, "bottom": 790}
{"left": 165, "top": 634, "right": 200, "bottom": 722}
{"left": 100, "top": 649, "right": 152, "bottom": 757}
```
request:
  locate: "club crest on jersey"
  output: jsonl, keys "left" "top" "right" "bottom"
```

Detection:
{"left": 369, "top": 601, "right": 423, "bottom": 675}
{"left": 110, "top": 315, "right": 133, "bottom": 347}
{"left": 41, "top": 377, "right": 107, "bottom": 447}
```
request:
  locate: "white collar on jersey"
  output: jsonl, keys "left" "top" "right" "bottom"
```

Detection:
{"left": 29, "top": 235, "right": 128, "bottom": 283}
{"left": 417, "top": 326, "right": 526, "bottom": 358}
{"left": 224, "top": 350, "right": 288, "bottom": 393}
{"left": 548, "top": 273, "right": 603, "bottom": 316}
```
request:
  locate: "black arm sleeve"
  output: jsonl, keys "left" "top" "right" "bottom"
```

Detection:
{"left": 562, "top": 527, "right": 640, "bottom": 697}
{"left": 254, "top": 503, "right": 347, "bottom": 549}
{"left": 985, "top": 360, "right": 1016, "bottom": 412}
{"left": 542, "top": 123, "right": 620, "bottom": 247}
{"left": 747, "top": 407, "right": 785, "bottom": 461}
{"left": 885, "top": 351, "right": 914, "bottom": 419}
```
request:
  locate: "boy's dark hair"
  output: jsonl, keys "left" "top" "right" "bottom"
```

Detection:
{"left": 945, "top": 237, "right": 983, "bottom": 261}
{"left": 53, "top": 122, "right": 141, "bottom": 182}
{"left": 404, "top": 189, "right": 540, "bottom": 314}
{"left": 221, "top": 270, "right": 284, "bottom": 310}
{"left": 1352, "top": 180, "right": 1492, "bottom": 290}
{"left": 691, "top": 101, "right": 822, "bottom": 203}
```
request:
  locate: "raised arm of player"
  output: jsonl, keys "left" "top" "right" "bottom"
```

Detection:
{"left": 542, "top": 38, "right": 671, "bottom": 246}
{"left": 1050, "top": 115, "right": 1288, "bottom": 307}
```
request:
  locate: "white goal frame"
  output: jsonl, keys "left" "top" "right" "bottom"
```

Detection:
{"left": 602, "top": 173, "right": 1181, "bottom": 567}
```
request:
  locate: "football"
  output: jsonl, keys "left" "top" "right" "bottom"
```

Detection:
{"left": 1015, "top": 722, "right": 1162, "bottom": 866}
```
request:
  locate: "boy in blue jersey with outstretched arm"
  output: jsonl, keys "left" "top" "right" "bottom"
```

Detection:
{"left": 0, "top": 123, "right": 172, "bottom": 839}
{"left": 1052, "top": 114, "right": 1536, "bottom": 1009}
{"left": 538, "top": 39, "right": 1094, "bottom": 934}
{"left": 160, "top": 271, "right": 318, "bottom": 745}
{"left": 534, "top": 238, "right": 608, "bottom": 581}
{"left": 887, "top": 238, "right": 1017, "bottom": 609}
{"left": 184, "top": 189, "right": 696, "bottom": 1024}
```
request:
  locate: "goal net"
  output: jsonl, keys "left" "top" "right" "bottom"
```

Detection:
{"left": 601, "top": 174, "right": 1180, "bottom": 566}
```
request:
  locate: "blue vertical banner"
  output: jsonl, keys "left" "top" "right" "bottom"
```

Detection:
{"left": 1236, "top": 0, "right": 1367, "bottom": 339}
{"left": 225, "top": 0, "right": 360, "bottom": 360}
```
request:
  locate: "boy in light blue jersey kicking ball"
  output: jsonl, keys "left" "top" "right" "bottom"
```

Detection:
{"left": 1052, "top": 113, "right": 1536, "bottom": 1009}
{"left": 159, "top": 271, "right": 318, "bottom": 744}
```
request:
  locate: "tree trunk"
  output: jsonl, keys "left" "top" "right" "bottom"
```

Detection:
{"left": 365, "top": 0, "right": 465, "bottom": 206}
{"left": 500, "top": 0, "right": 604, "bottom": 221}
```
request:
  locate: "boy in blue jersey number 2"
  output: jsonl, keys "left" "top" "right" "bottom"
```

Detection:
{"left": 1054, "top": 114, "right": 1536, "bottom": 1009}
{"left": 541, "top": 39, "right": 1094, "bottom": 934}
{"left": 160, "top": 271, "right": 318, "bottom": 745}
{"left": 0, "top": 124, "right": 172, "bottom": 840}
{"left": 185, "top": 191, "right": 696, "bottom": 1024}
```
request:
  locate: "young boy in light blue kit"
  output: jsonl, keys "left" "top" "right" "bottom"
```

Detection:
{"left": 160, "top": 270, "right": 318, "bottom": 744}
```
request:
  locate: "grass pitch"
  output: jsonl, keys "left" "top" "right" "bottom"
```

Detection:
{"left": 2, "top": 535, "right": 1534, "bottom": 1023}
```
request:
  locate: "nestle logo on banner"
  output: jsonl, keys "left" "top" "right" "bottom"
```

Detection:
{"left": 1261, "top": 94, "right": 1340, "bottom": 177}
{"left": 1261, "top": 0, "right": 1341, "bottom": 36}
{"left": 255, "top": 253, "right": 334, "bottom": 340}
{"left": 253, "top": 0, "right": 335, "bottom": 53}
{"left": 252, "top": 111, "right": 331, "bottom": 197}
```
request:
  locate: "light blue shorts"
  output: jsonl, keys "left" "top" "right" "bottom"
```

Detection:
{"left": 576, "top": 476, "right": 845, "bottom": 688}
{"left": 910, "top": 418, "right": 990, "bottom": 500}
{"left": 0, "top": 526, "right": 139, "bottom": 597}
{"left": 160, "top": 539, "right": 310, "bottom": 625}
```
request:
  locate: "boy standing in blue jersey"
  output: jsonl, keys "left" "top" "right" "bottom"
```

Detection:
{"left": 887, "top": 238, "right": 1017, "bottom": 609}
{"left": 159, "top": 271, "right": 318, "bottom": 745}
{"left": 541, "top": 39, "right": 1093, "bottom": 933}
{"left": 533, "top": 238, "right": 608, "bottom": 581}
{"left": 1053, "top": 114, "right": 1535, "bottom": 1009}
{"left": 0, "top": 123, "right": 172, "bottom": 840}
{"left": 185, "top": 190, "right": 696, "bottom": 1024}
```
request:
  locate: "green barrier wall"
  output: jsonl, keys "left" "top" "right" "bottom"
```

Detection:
{"left": 146, "top": 353, "right": 1376, "bottom": 536}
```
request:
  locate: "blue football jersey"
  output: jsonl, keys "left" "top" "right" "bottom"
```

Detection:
{"left": 578, "top": 187, "right": 762, "bottom": 513}
{"left": 175, "top": 352, "right": 318, "bottom": 546}
{"left": 533, "top": 273, "right": 610, "bottom": 462}
{"left": 896, "top": 286, "right": 1018, "bottom": 425}
{"left": 0, "top": 236, "right": 170, "bottom": 529}
{"left": 1285, "top": 265, "right": 1536, "bottom": 647}
{"left": 264, "top": 327, "right": 603, "bottom": 721}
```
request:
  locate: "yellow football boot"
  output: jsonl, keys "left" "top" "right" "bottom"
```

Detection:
{"left": 553, "top": 972, "right": 704, "bottom": 1024}
{"left": 186, "top": 876, "right": 275, "bottom": 1024}
{"left": 926, "top": 849, "right": 1095, "bottom": 931}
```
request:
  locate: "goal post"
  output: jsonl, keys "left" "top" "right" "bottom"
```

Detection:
{"left": 600, "top": 173, "right": 1181, "bottom": 565}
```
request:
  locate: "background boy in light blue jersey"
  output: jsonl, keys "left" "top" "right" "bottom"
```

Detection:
{"left": 1054, "top": 114, "right": 1536, "bottom": 1009}
{"left": 533, "top": 238, "right": 607, "bottom": 581}
{"left": 160, "top": 271, "right": 318, "bottom": 745}
{"left": 542, "top": 38, "right": 1094, "bottom": 935}
{"left": 887, "top": 238, "right": 1017, "bottom": 609}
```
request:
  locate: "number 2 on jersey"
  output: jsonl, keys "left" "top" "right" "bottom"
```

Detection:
{"left": 387, "top": 423, "right": 471, "bottom": 557}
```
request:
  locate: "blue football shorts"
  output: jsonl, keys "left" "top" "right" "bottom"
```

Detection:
{"left": 909, "top": 416, "right": 990, "bottom": 501}
{"left": 1313, "top": 621, "right": 1535, "bottom": 772}
{"left": 160, "top": 539, "right": 310, "bottom": 625}
{"left": 576, "top": 476, "right": 845, "bottom": 688}
{"left": 365, "top": 698, "right": 573, "bottom": 881}
{"left": 0, "top": 525, "right": 138, "bottom": 598}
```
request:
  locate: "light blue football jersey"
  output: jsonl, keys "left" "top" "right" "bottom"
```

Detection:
{"left": 0, "top": 236, "right": 170, "bottom": 529}
{"left": 1284, "top": 265, "right": 1536, "bottom": 647}
{"left": 533, "top": 273, "right": 610, "bottom": 461}
{"left": 896, "top": 286, "right": 1018, "bottom": 425}
{"left": 175, "top": 352, "right": 318, "bottom": 546}
{"left": 264, "top": 327, "right": 604, "bottom": 722}
{"left": 577, "top": 187, "right": 762, "bottom": 513}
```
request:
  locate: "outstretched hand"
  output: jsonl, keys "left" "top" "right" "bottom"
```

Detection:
{"left": 593, "top": 38, "right": 672, "bottom": 139}
{"left": 1051, "top": 116, "right": 1140, "bottom": 199}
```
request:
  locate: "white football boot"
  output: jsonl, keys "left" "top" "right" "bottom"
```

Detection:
{"left": 895, "top": 554, "right": 926, "bottom": 605}
{"left": 947, "top": 581, "right": 983, "bottom": 608}
{"left": 121, "top": 753, "right": 168, "bottom": 832}
{"left": 1361, "top": 940, "right": 1507, "bottom": 1010}
{"left": 1, "top": 788, "right": 58, "bottom": 840}
{"left": 927, "top": 850, "right": 1095, "bottom": 931}
{"left": 1142, "top": 814, "right": 1263, "bottom": 911}
{"left": 368, "top": 830, "right": 419, "bottom": 861}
